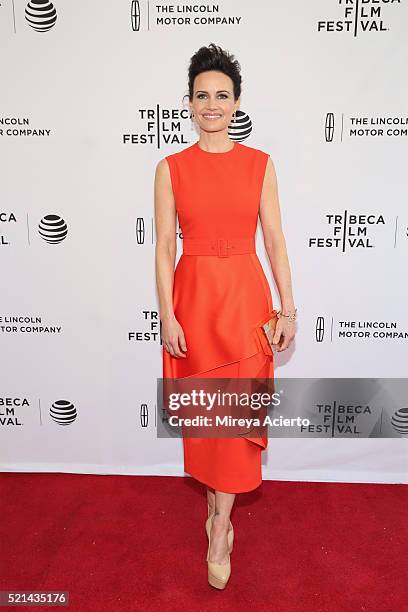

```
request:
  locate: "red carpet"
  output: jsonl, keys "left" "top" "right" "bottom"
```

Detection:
{"left": 0, "top": 473, "right": 406, "bottom": 611}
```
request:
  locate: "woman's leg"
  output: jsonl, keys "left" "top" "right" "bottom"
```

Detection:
{"left": 207, "top": 487, "right": 216, "bottom": 516}
{"left": 208, "top": 490, "right": 236, "bottom": 564}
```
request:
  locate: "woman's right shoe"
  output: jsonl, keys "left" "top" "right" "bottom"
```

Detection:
{"left": 206, "top": 514, "right": 231, "bottom": 590}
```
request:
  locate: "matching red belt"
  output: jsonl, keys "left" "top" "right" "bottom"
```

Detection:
{"left": 182, "top": 237, "right": 256, "bottom": 258}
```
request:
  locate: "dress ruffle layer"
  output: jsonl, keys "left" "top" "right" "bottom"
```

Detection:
{"left": 162, "top": 252, "right": 274, "bottom": 454}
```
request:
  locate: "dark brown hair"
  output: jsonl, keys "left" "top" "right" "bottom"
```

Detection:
{"left": 185, "top": 43, "right": 242, "bottom": 102}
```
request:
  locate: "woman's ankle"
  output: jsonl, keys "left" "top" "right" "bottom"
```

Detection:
{"left": 212, "top": 513, "right": 230, "bottom": 529}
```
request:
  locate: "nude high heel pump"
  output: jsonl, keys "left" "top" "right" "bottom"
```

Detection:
{"left": 206, "top": 505, "right": 234, "bottom": 553}
{"left": 206, "top": 514, "right": 231, "bottom": 590}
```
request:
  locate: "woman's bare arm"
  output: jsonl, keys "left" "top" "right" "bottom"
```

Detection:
{"left": 154, "top": 159, "right": 187, "bottom": 358}
{"left": 259, "top": 157, "right": 296, "bottom": 350}
{"left": 154, "top": 159, "right": 177, "bottom": 322}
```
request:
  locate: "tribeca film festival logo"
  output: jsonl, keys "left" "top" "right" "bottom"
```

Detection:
{"left": 304, "top": 399, "right": 408, "bottom": 438}
{"left": 317, "top": 0, "right": 401, "bottom": 36}
{"left": 129, "top": 310, "right": 161, "bottom": 344}
{"left": 131, "top": 0, "right": 243, "bottom": 31}
{"left": 308, "top": 211, "right": 386, "bottom": 252}
{"left": 0, "top": 397, "right": 77, "bottom": 427}
{"left": 0, "top": 212, "right": 68, "bottom": 247}
{"left": 0, "top": 398, "right": 28, "bottom": 426}
{"left": 325, "top": 112, "right": 408, "bottom": 143}
{"left": 123, "top": 106, "right": 252, "bottom": 149}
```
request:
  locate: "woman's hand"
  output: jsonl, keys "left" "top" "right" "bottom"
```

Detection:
{"left": 272, "top": 315, "right": 296, "bottom": 352}
{"left": 161, "top": 315, "right": 188, "bottom": 358}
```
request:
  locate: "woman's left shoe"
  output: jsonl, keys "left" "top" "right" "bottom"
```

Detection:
{"left": 206, "top": 514, "right": 231, "bottom": 590}
{"left": 206, "top": 505, "right": 234, "bottom": 553}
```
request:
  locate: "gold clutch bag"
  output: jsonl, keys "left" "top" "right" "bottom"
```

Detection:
{"left": 254, "top": 309, "right": 280, "bottom": 357}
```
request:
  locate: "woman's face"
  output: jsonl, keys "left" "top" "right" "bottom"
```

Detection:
{"left": 189, "top": 70, "right": 239, "bottom": 134}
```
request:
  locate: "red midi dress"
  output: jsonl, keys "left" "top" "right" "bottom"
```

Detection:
{"left": 162, "top": 140, "right": 274, "bottom": 493}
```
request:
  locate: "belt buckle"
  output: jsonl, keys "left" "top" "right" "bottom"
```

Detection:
{"left": 217, "top": 238, "right": 230, "bottom": 257}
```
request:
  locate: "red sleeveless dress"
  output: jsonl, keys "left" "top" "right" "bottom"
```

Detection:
{"left": 163, "top": 140, "right": 274, "bottom": 493}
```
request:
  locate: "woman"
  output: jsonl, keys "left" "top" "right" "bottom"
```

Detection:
{"left": 155, "top": 43, "right": 297, "bottom": 589}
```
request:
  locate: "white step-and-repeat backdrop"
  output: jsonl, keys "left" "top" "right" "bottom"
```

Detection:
{"left": 1, "top": 1, "right": 407, "bottom": 483}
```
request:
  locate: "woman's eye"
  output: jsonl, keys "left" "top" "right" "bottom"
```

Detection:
{"left": 196, "top": 93, "right": 228, "bottom": 99}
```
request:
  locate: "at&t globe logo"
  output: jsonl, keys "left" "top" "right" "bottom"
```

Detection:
{"left": 50, "top": 399, "right": 77, "bottom": 425}
{"left": 25, "top": 0, "right": 57, "bottom": 32}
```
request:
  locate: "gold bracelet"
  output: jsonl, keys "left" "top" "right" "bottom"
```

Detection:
{"left": 277, "top": 308, "right": 297, "bottom": 322}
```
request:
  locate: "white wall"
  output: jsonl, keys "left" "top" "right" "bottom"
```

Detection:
{"left": 1, "top": 1, "right": 407, "bottom": 483}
